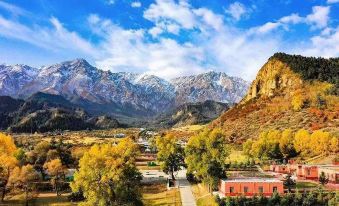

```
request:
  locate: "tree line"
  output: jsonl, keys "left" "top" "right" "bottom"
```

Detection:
{"left": 215, "top": 189, "right": 337, "bottom": 206}
{"left": 243, "top": 129, "right": 338, "bottom": 161}
{"left": 0, "top": 133, "right": 143, "bottom": 206}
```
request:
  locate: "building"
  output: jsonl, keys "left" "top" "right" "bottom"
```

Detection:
{"left": 270, "top": 164, "right": 290, "bottom": 174}
{"left": 318, "top": 166, "right": 339, "bottom": 184}
{"left": 297, "top": 165, "right": 318, "bottom": 180}
{"left": 219, "top": 178, "right": 284, "bottom": 197}
{"left": 270, "top": 164, "right": 339, "bottom": 183}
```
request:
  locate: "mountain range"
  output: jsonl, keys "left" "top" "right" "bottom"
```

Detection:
{"left": 0, "top": 59, "right": 248, "bottom": 123}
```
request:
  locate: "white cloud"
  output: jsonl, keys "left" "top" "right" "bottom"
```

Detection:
{"left": 225, "top": 2, "right": 247, "bottom": 21}
{"left": 306, "top": 6, "right": 330, "bottom": 29}
{"left": 0, "top": 15, "right": 96, "bottom": 56}
{"left": 193, "top": 8, "right": 224, "bottom": 31}
{"left": 251, "top": 6, "right": 330, "bottom": 35}
{"left": 299, "top": 26, "right": 339, "bottom": 57}
{"left": 279, "top": 13, "right": 303, "bottom": 24}
{"left": 0, "top": 1, "right": 30, "bottom": 16}
{"left": 327, "top": 0, "right": 339, "bottom": 4}
{"left": 253, "top": 22, "right": 282, "bottom": 34}
{"left": 131, "top": 1, "right": 142, "bottom": 8}
{"left": 144, "top": 0, "right": 197, "bottom": 30}
{"left": 106, "top": 0, "right": 115, "bottom": 5}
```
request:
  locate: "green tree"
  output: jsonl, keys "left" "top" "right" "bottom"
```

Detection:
{"left": 185, "top": 128, "right": 229, "bottom": 192}
{"left": 70, "top": 138, "right": 142, "bottom": 206}
{"left": 156, "top": 134, "right": 185, "bottom": 180}
{"left": 283, "top": 174, "right": 296, "bottom": 192}
{"left": 319, "top": 171, "right": 329, "bottom": 185}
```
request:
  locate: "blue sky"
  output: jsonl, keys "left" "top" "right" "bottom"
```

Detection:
{"left": 0, "top": 0, "right": 338, "bottom": 80}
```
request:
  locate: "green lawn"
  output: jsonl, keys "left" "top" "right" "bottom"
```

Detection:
{"left": 296, "top": 181, "right": 319, "bottom": 189}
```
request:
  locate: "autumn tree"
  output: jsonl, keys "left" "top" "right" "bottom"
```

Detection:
{"left": 43, "top": 159, "right": 65, "bottom": 196}
{"left": 294, "top": 129, "right": 311, "bottom": 157}
{"left": 32, "top": 141, "right": 50, "bottom": 179}
{"left": 70, "top": 138, "right": 142, "bottom": 206}
{"left": 156, "top": 134, "right": 185, "bottom": 180}
{"left": 329, "top": 137, "right": 338, "bottom": 153}
{"left": 279, "top": 129, "right": 297, "bottom": 160}
{"left": 8, "top": 164, "right": 40, "bottom": 206}
{"left": 185, "top": 128, "right": 229, "bottom": 192}
{"left": 310, "top": 130, "right": 331, "bottom": 156}
{"left": 0, "top": 133, "right": 18, "bottom": 202}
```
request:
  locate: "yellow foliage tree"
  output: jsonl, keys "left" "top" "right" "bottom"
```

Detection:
{"left": 43, "top": 159, "right": 65, "bottom": 196}
{"left": 310, "top": 130, "right": 331, "bottom": 156}
{"left": 329, "top": 137, "right": 338, "bottom": 153}
{"left": 279, "top": 129, "right": 297, "bottom": 160}
{"left": 291, "top": 93, "right": 306, "bottom": 111}
{"left": 0, "top": 133, "right": 18, "bottom": 202}
{"left": 70, "top": 138, "right": 142, "bottom": 206}
{"left": 8, "top": 164, "right": 40, "bottom": 206}
{"left": 156, "top": 134, "right": 184, "bottom": 180}
{"left": 294, "top": 129, "right": 311, "bottom": 157}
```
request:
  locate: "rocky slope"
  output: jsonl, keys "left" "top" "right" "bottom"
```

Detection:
{"left": 0, "top": 60, "right": 248, "bottom": 123}
{"left": 211, "top": 53, "right": 339, "bottom": 143}
{"left": 155, "top": 100, "right": 229, "bottom": 128}
{"left": 172, "top": 71, "right": 248, "bottom": 105}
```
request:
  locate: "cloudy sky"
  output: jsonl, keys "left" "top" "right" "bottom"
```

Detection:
{"left": 0, "top": 0, "right": 338, "bottom": 80}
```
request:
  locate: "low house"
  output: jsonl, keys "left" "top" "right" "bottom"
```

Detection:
{"left": 219, "top": 178, "right": 284, "bottom": 197}
{"left": 296, "top": 165, "right": 318, "bottom": 180}
{"left": 318, "top": 166, "right": 339, "bottom": 184}
{"left": 270, "top": 164, "right": 290, "bottom": 174}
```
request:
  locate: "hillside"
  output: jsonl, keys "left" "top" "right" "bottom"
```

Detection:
{"left": 155, "top": 100, "right": 229, "bottom": 128}
{"left": 212, "top": 53, "right": 339, "bottom": 142}
{"left": 0, "top": 93, "right": 121, "bottom": 133}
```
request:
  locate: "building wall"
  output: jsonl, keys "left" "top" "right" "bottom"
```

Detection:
{"left": 220, "top": 181, "right": 284, "bottom": 197}
{"left": 318, "top": 168, "right": 339, "bottom": 184}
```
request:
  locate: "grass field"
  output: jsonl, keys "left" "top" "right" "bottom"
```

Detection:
{"left": 296, "top": 181, "right": 319, "bottom": 189}
{"left": 191, "top": 184, "right": 218, "bottom": 206}
{"left": 3, "top": 193, "right": 76, "bottom": 206}
{"left": 142, "top": 183, "right": 182, "bottom": 206}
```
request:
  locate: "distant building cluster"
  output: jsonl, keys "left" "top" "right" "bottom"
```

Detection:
{"left": 270, "top": 164, "right": 339, "bottom": 184}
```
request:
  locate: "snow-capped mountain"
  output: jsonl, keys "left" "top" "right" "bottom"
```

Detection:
{"left": 0, "top": 64, "right": 38, "bottom": 97}
{"left": 171, "top": 71, "right": 249, "bottom": 104}
{"left": 0, "top": 59, "right": 249, "bottom": 119}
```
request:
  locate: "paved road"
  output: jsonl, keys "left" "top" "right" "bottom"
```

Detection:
{"left": 176, "top": 170, "right": 197, "bottom": 206}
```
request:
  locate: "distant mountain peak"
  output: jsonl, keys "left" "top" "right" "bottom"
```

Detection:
{"left": 0, "top": 59, "right": 249, "bottom": 122}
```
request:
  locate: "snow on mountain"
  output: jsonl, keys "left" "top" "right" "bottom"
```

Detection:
{"left": 171, "top": 71, "right": 249, "bottom": 104}
{"left": 0, "top": 64, "right": 38, "bottom": 97}
{"left": 0, "top": 60, "right": 249, "bottom": 117}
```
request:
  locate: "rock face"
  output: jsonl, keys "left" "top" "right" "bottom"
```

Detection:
{"left": 155, "top": 100, "right": 229, "bottom": 128}
{"left": 244, "top": 59, "right": 303, "bottom": 101}
{"left": 0, "top": 59, "right": 249, "bottom": 121}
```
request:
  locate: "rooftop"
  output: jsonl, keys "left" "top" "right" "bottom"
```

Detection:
{"left": 221, "top": 178, "right": 282, "bottom": 183}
